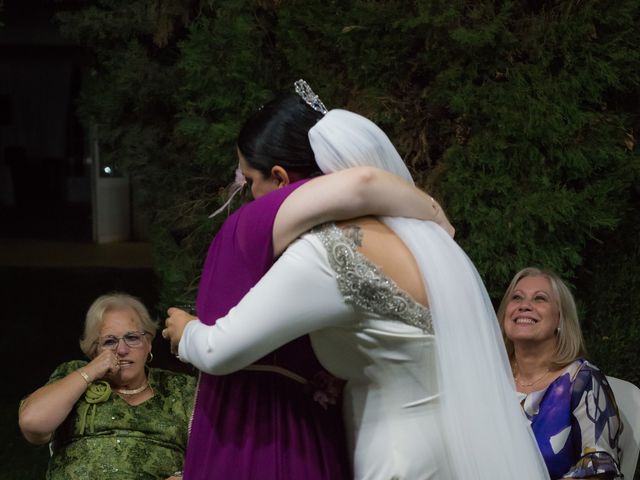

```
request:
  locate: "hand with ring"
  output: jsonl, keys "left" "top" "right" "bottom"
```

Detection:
{"left": 163, "top": 307, "right": 198, "bottom": 357}
{"left": 84, "top": 349, "right": 120, "bottom": 381}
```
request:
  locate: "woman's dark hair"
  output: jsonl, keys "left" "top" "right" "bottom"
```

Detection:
{"left": 237, "top": 95, "right": 324, "bottom": 180}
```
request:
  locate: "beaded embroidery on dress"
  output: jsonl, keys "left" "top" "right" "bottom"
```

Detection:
{"left": 316, "top": 223, "right": 433, "bottom": 333}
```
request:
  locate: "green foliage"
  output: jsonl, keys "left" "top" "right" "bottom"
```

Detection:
{"left": 578, "top": 200, "right": 640, "bottom": 385}
{"left": 56, "top": 0, "right": 639, "bottom": 378}
{"left": 418, "top": 0, "right": 640, "bottom": 297}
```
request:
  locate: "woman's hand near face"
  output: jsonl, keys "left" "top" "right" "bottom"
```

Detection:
{"left": 164, "top": 307, "right": 197, "bottom": 356}
{"left": 82, "top": 348, "right": 120, "bottom": 382}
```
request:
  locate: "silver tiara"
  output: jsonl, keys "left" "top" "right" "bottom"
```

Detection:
{"left": 294, "top": 79, "right": 328, "bottom": 115}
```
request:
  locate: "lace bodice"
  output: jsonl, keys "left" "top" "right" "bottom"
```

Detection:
{"left": 316, "top": 223, "right": 433, "bottom": 333}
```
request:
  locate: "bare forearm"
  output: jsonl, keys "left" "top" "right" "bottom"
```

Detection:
{"left": 273, "top": 166, "right": 442, "bottom": 255}
{"left": 341, "top": 168, "right": 455, "bottom": 237}
{"left": 19, "top": 370, "right": 89, "bottom": 444}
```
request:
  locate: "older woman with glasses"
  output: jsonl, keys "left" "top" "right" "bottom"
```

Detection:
{"left": 19, "top": 293, "right": 195, "bottom": 480}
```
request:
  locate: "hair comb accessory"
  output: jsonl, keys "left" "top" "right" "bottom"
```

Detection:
{"left": 209, "top": 167, "right": 247, "bottom": 218}
{"left": 294, "top": 79, "right": 328, "bottom": 115}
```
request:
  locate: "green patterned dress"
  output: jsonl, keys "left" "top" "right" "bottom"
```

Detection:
{"left": 45, "top": 360, "right": 196, "bottom": 480}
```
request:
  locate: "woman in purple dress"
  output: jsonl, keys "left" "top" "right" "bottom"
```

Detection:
{"left": 498, "top": 267, "right": 623, "bottom": 479}
{"left": 169, "top": 93, "right": 450, "bottom": 479}
{"left": 165, "top": 96, "right": 550, "bottom": 478}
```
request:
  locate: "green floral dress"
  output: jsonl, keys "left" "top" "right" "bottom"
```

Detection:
{"left": 45, "top": 360, "right": 196, "bottom": 480}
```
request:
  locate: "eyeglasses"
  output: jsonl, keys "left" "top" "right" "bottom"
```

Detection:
{"left": 97, "top": 331, "right": 148, "bottom": 350}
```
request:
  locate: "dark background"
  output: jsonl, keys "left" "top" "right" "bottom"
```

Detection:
{"left": 0, "top": 1, "right": 168, "bottom": 477}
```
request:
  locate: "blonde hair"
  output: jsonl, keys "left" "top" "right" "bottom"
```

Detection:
{"left": 79, "top": 293, "right": 158, "bottom": 359}
{"left": 496, "top": 267, "right": 586, "bottom": 369}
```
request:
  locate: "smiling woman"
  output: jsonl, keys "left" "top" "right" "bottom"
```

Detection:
{"left": 18, "top": 293, "right": 195, "bottom": 480}
{"left": 497, "top": 268, "right": 624, "bottom": 480}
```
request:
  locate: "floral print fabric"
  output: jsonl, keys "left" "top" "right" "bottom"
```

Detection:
{"left": 520, "top": 359, "right": 623, "bottom": 479}
{"left": 45, "top": 360, "right": 195, "bottom": 480}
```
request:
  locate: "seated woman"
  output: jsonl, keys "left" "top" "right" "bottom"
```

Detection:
{"left": 19, "top": 293, "right": 195, "bottom": 480}
{"left": 497, "top": 267, "right": 623, "bottom": 479}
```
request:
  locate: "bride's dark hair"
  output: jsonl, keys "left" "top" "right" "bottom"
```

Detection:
{"left": 237, "top": 95, "right": 323, "bottom": 181}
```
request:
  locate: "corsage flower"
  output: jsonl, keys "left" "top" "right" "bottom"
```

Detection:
{"left": 307, "top": 371, "right": 344, "bottom": 410}
{"left": 78, "top": 380, "right": 112, "bottom": 434}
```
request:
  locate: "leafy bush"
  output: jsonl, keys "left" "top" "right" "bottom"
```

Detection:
{"left": 56, "top": 0, "right": 639, "bottom": 372}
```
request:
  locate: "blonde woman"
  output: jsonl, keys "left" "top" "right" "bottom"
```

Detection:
{"left": 498, "top": 267, "right": 623, "bottom": 479}
{"left": 19, "top": 293, "right": 195, "bottom": 480}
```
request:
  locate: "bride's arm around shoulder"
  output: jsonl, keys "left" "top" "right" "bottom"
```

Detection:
{"left": 273, "top": 166, "right": 453, "bottom": 255}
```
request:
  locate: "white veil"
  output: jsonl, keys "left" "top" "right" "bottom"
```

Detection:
{"left": 309, "top": 109, "right": 549, "bottom": 479}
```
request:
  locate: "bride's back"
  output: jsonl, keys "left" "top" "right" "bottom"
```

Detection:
{"left": 336, "top": 216, "right": 428, "bottom": 306}
{"left": 308, "top": 218, "right": 451, "bottom": 479}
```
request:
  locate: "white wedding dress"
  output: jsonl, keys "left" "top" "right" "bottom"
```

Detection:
{"left": 180, "top": 107, "right": 550, "bottom": 479}
{"left": 180, "top": 222, "right": 453, "bottom": 478}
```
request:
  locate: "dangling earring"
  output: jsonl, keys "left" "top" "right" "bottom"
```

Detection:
{"left": 147, "top": 352, "right": 154, "bottom": 364}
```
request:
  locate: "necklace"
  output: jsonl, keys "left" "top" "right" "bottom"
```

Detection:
{"left": 514, "top": 368, "right": 550, "bottom": 388}
{"left": 115, "top": 383, "right": 149, "bottom": 395}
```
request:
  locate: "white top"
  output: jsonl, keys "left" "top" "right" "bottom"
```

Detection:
{"left": 180, "top": 224, "right": 452, "bottom": 479}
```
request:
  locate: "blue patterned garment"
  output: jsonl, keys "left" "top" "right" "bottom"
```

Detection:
{"left": 519, "top": 359, "right": 623, "bottom": 479}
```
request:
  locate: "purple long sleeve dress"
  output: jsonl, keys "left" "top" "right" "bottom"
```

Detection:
{"left": 183, "top": 180, "right": 349, "bottom": 479}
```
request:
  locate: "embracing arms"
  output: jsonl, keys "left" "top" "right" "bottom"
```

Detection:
{"left": 272, "top": 166, "right": 453, "bottom": 256}
{"left": 165, "top": 235, "right": 353, "bottom": 373}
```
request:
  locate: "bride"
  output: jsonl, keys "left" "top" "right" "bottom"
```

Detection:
{"left": 165, "top": 82, "right": 550, "bottom": 479}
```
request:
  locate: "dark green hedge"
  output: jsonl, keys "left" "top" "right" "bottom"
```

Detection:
{"left": 57, "top": 0, "right": 640, "bottom": 381}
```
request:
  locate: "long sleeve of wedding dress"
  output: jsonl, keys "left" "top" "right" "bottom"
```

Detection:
{"left": 180, "top": 225, "right": 454, "bottom": 479}
{"left": 180, "top": 218, "right": 549, "bottom": 479}
{"left": 179, "top": 231, "right": 354, "bottom": 374}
